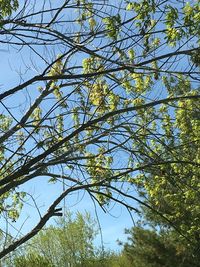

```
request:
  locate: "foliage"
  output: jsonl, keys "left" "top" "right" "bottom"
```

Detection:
{"left": 0, "top": 0, "right": 18, "bottom": 19}
{"left": 132, "top": 81, "right": 200, "bottom": 246}
{"left": 12, "top": 211, "right": 99, "bottom": 267}
{"left": 121, "top": 226, "right": 200, "bottom": 267}
{"left": 14, "top": 254, "right": 53, "bottom": 267}
{"left": 0, "top": 114, "right": 26, "bottom": 222}
{"left": 0, "top": 0, "right": 199, "bottom": 259}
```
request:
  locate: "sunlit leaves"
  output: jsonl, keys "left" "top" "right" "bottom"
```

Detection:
{"left": 86, "top": 149, "right": 113, "bottom": 205}
{"left": 86, "top": 149, "right": 113, "bottom": 182}
{"left": 88, "top": 17, "right": 96, "bottom": 31}
{"left": 183, "top": 1, "right": 200, "bottom": 34}
{"left": 82, "top": 57, "right": 104, "bottom": 74}
{"left": 0, "top": 114, "right": 12, "bottom": 132}
{"left": 56, "top": 115, "right": 64, "bottom": 137}
{"left": 136, "top": 84, "right": 200, "bottom": 241}
{"left": 165, "top": 6, "right": 178, "bottom": 28}
{"left": 166, "top": 28, "right": 182, "bottom": 47}
{"left": 89, "top": 80, "right": 108, "bottom": 109}
{"left": 31, "top": 107, "right": 42, "bottom": 129}
{"left": 76, "top": 0, "right": 95, "bottom": 31}
{"left": 103, "top": 15, "right": 121, "bottom": 40}
{"left": 128, "top": 49, "right": 135, "bottom": 61}
{"left": 48, "top": 57, "right": 63, "bottom": 77}
{"left": 0, "top": 115, "right": 24, "bottom": 222}
{"left": 190, "top": 49, "right": 200, "bottom": 67}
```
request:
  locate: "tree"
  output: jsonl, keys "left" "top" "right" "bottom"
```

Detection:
{"left": 120, "top": 78, "right": 200, "bottom": 264}
{"left": 14, "top": 254, "right": 53, "bottom": 267}
{"left": 121, "top": 226, "right": 198, "bottom": 267}
{"left": 12, "top": 211, "right": 101, "bottom": 267}
{"left": 132, "top": 77, "right": 200, "bottom": 239}
{"left": 0, "top": 0, "right": 199, "bottom": 259}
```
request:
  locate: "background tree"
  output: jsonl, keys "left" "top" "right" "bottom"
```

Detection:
{"left": 0, "top": 0, "right": 199, "bottom": 259}
{"left": 12, "top": 211, "right": 107, "bottom": 267}
{"left": 130, "top": 73, "right": 200, "bottom": 257}
{"left": 14, "top": 254, "right": 53, "bottom": 267}
{"left": 120, "top": 226, "right": 199, "bottom": 267}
